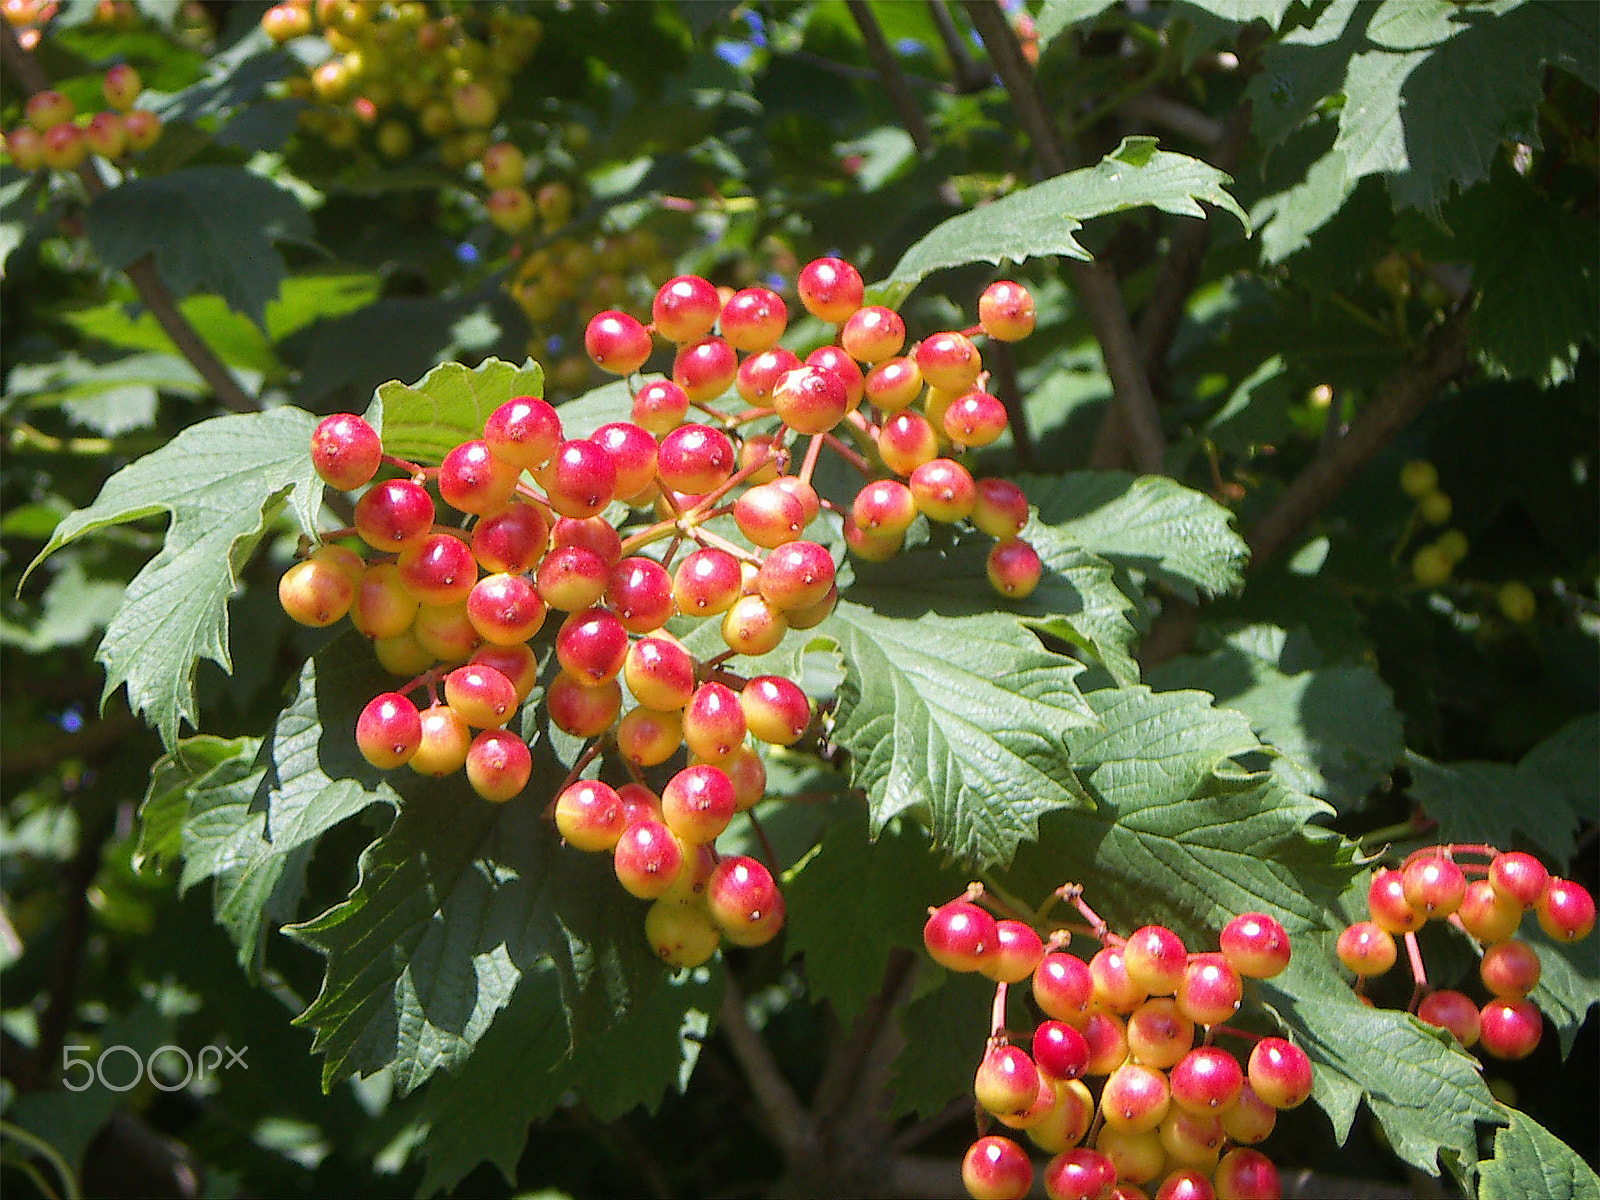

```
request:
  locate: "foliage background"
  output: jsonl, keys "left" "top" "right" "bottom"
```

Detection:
{"left": 1, "top": 1, "right": 1596, "bottom": 1198}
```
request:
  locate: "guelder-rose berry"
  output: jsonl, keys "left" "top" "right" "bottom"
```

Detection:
{"left": 279, "top": 555, "right": 356, "bottom": 627}
{"left": 538, "top": 438, "right": 617, "bottom": 519}
{"left": 1175, "top": 953, "right": 1243, "bottom": 1026}
{"left": 1246, "top": 1038, "right": 1312, "bottom": 1109}
{"left": 672, "top": 335, "right": 739, "bottom": 402}
{"left": 705, "top": 854, "right": 782, "bottom": 939}
{"left": 671, "top": 547, "right": 744, "bottom": 616}
{"left": 915, "top": 330, "right": 982, "bottom": 391}
{"left": 1219, "top": 913, "right": 1291, "bottom": 979}
{"left": 584, "top": 310, "right": 653, "bottom": 375}
{"left": 356, "top": 692, "right": 422, "bottom": 769}
{"left": 962, "top": 1134, "right": 1033, "bottom": 1200}
{"left": 979, "top": 280, "right": 1037, "bottom": 341}
{"left": 409, "top": 703, "right": 473, "bottom": 776}
{"left": 971, "top": 477, "right": 1030, "bottom": 539}
{"left": 443, "top": 663, "right": 517, "bottom": 729}
{"left": 545, "top": 672, "right": 622, "bottom": 737}
{"left": 1478, "top": 997, "right": 1542, "bottom": 1060}
{"left": 554, "top": 779, "right": 625, "bottom": 852}
{"left": 757, "top": 540, "right": 836, "bottom": 612}
{"left": 122, "top": 108, "right": 161, "bottom": 153}
{"left": 988, "top": 539, "right": 1042, "bottom": 599}
{"left": 652, "top": 274, "right": 720, "bottom": 343}
{"left": 486, "top": 186, "right": 535, "bottom": 233}
{"left": 1402, "top": 854, "right": 1467, "bottom": 917}
{"left": 740, "top": 675, "right": 810, "bottom": 746}
{"left": 944, "top": 388, "right": 1009, "bottom": 447}
{"left": 644, "top": 897, "right": 721, "bottom": 969}
{"left": 613, "top": 818, "right": 685, "bottom": 899}
{"left": 1336, "top": 921, "right": 1397, "bottom": 977}
{"left": 471, "top": 502, "right": 549, "bottom": 574}
{"left": 1168, "top": 1046, "right": 1245, "bottom": 1114}
{"left": 25, "top": 90, "right": 73, "bottom": 132}
{"left": 658, "top": 423, "right": 735, "bottom": 495}
{"left": 398, "top": 533, "right": 478, "bottom": 607}
{"left": 1126, "top": 997, "right": 1196, "bottom": 1069}
{"left": 975, "top": 1044, "right": 1042, "bottom": 1118}
{"left": 983, "top": 919, "right": 1047, "bottom": 984}
{"left": 1043, "top": 1147, "right": 1116, "bottom": 1200}
{"left": 1213, "top": 1147, "right": 1280, "bottom": 1200}
{"left": 796, "top": 255, "right": 864, "bottom": 323}
{"left": 440, "top": 439, "right": 521, "bottom": 515}
{"left": 923, "top": 899, "right": 998, "bottom": 973}
{"left": 661, "top": 763, "right": 737, "bottom": 843}
{"left": 1033, "top": 1019, "right": 1091, "bottom": 1081}
{"left": 1367, "top": 868, "right": 1425, "bottom": 934}
{"left": 1123, "top": 925, "right": 1189, "bottom": 996}
{"left": 1416, "top": 989, "right": 1481, "bottom": 1048}
{"left": 841, "top": 304, "right": 906, "bottom": 364}
{"left": 772, "top": 365, "right": 850, "bottom": 435}
{"left": 607, "top": 556, "right": 674, "bottom": 634}
{"left": 310, "top": 412, "right": 383, "bottom": 492}
{"left": 485, "top": 396, "right": 563, "bottom": 470}
{"left": 102, "top": 63, "right": 143, "bottom": 112}
{"left": 1488, "top": 851, "right": 1550, "bottom": 910}
{"left": 590, "top": 422, "right": 659, "bottom": 501}
{"left": 1537, "top": 877, "right": 1596, "bottom": 942}
{"left": 1100, "top": 1062, "right": 1172, "bottom": 1134}
{"left": 1479, "top": 939, "right": 1542, "bottom": 997}
{"left": 465, "top": 729, "right": 531, "bottom": 801}
{"left": 719, "top": 286, "right": 787, "bottom": 352}
{"left": 1033, "top": 950, "right": 1095, "bottom": 1025}
{"left": 909, "top": 457, "right": 977, "bottom": 523}
{"left": 631, "top": 379, "right": 690, "bottom": 435}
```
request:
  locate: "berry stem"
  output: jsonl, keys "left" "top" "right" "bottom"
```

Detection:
{"left": 1207, "top": 1024, "right": 1266, "bottom": 1045}
{"left": 689, "top": 526, "right": 765, "bottom": 566}
{"left": 973, "top": 876, "right": 1038, "bottom": 925}
{"left": 1400, "top": 842, "right": 1498, "bottom": 868}
{"left": 619, "top": 516, "right": 680, "bottom": 557}
{"left": 683, "top": 446, "right": 785, "bottom": 519}
{"left": 1054, "top": 883, "right": 1111, "bottom": 943}
{"left": 542, "top": 740, "right": 604, "bottom": 818}
{"left": 1356, "top": 811, "right": 1436, "bottom": 852}
{"left": 796, "top": 432, "right": 826, "bottom": 488}
{"left": 1403, "top": 929, "right": 1429, "bottom": 1007}
{"left": 822, "top": 432, "right": 874, "bottom": 477}
{"left": 746, "top": 809, "right": 779, "bottom": 874}
{"left": 989, "top": 980, "right": 1009, "bottom": 1042}
{"left": 381, "top": 453, "right": 427, "bottom": 479}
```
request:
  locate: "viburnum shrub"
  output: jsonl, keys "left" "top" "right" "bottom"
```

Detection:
{"left": 8, "top": 2, "right": 1597, "bottom": 1196}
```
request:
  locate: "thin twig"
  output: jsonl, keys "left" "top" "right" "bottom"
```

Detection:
{"left": 927, "top": 0, "right": 989, "bottom": 92}
{"left": 1246, "top": 309, "right": 1473, "bottom": 571}
{"left": 718, "top": 974, "right": 815, "bottom": 1165}
{"left": 0, "top": 23, "right": 258, "bottom": 415}
{"left": 962, "top": 0, "right": 1166, "bottom": 475}
{"left": 846, "top": 0, "right": 935, "bottom": 153}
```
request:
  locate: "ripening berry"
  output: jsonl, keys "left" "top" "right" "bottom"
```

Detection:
{"left": 1123, "top": 925, "right": 1189, "bottom": 996}
{"left": 1219, "top": 912, "right": 1291, "bottom": 979}
{"left": 1033, "top": 950, "right": 1095, "bottom": 1025}
{"left": 962, "top": 1134, "right": 1033, "bottom": 1200}
{"left": 356, "top": 692, "right": 422, "bottom": 770}
{"left": 923, "top": 899, "right": 997, "bottom": 973}
{"left": 279, "top": 555, "right": 356, "bottom": 627}
{"left": 1099, "top": 1062, "right": 1171, "bottom": 1134}
{"left": 1336, "top": 922, "right": 1396, "bottom": 977}
{"left": 652, "top": 274, "right": 721, "bottom": 343}
{"left": 979, "top": 280, "right": 1037, "bottom": 341}
{"left": 122, "top": 108, "right": 161, "bottom": 152}
{"left": 465, "top": 729, "right": 531, "bottom": 802}
{"left": 1536, "top": 877, "right": 1596, "bottom": 942}
{"left": 841, "top": 304, "right": 906, "bottom": 364}
{"left": 1043, "top": 1147, "right": 1116, "bottom": 1200}
{"left": 584, "top": 310, "right": 653, "bottom": 375}
{"left": 987, "top": 539, "right": 1042, "bottom": 599}
{"left": 1416, "top": 989, "right": 1481, "bottom": 1048}
{"left": 644, "top": 898, "right": 722, "bottom": 969}
{"left": 1213, "top": 1147, "right": 1281, "bottom": 1200}
{"left": 409, "top": 704, "right": 473, "bottom": 776}
{"left": 1367, "top": 868, "right": 1425, "bottom": 934}
{"left": 719, "top": 286, "right": 788, "bottom": 352}
{"left": 976, "top": 1045, "right": 1043, "bottom": 1118}
{"left": 1246, "top": 1038, "right": 1312, "bottom": 1109}
{"left": 1478, "top": 998, "right": 1542, "bottom": 1060}
{"left": 797, "top": 256, "right": 864, "bottom": 323}
{"left": 554, "top": 779, "right": 625, "bottom": 852}
{"left": 1125, "top": 997, "right": 1195, "bottom": 1070}
{"left": 102, "top": 63, "right": 143, "bottom": 112}
{"left": 613, "top": 818, "right": 686, "bottom": 899}
{"left": 25, "top": 89, "right": 73, "bottom": 133}
{"left": 443, "top": 663, "right": 518, "bottom": 729}
{"left": 1402, "top": 854, "right": 1467, "bottom": 917}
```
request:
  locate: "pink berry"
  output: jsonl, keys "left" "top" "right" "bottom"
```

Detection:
{"left": 1219, "top": 913, "right": 1291, "bottom": 979}
{"left": 796, "top": 255, "right": 864, "bottom": 323}
{"left": 1488, "top": 851, "right": 1550, "bottom": 909}
{"left": 652, "top": 274, "right": 720, "bottom": 343}
{"left": 1246, "top": 1038, "right": 1312, "bottom": 1109}
{"left": 979, "top": 280, "right": 1037, "bottom": 341}
{"left": 962, "top": 1134, "right": 1033, "bottom": 1200}
{"left": 310, "top": 413, "right": 382, "bottom": 491}
{"left": 484, "top": 396, "right": 562, "bottom": 470}
{"left": 1478, "top": 997, "right": 1542, "bottom": 1060}
{"left": 1537, "top": 877, "right": 1596, "bottom": 942}
{"left": 922, "top": 899, "right": 998, "bottom": 973}
{"left": 584, "top": 309, "right": 653, "bottom": 375}
{"left": 719, "top": 286, "right": 788, "bottom": 351}
{"left": 356, "top": 691, "right": 422, "bottom": 769}
{"left": 1416, "top": 989, "right": 1481, "bottom": 1048}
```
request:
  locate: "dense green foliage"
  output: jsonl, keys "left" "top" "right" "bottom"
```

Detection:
{"left": 2, "top": 2, "right": 1596, "bottom": 1198}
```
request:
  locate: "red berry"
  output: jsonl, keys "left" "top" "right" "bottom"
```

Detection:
{"left": 962, "top": 1134, "right": 1033, "bottom": 1200}
{"left": 909, "top": 457, "right": 978, "bottom": 523}
{"left": 915, "top": 330, "right": 982, "bottom": 391}
{"left": 623, "top": 635, "right": 698, "bottom": 710}
{"left": 1168, "top": 1046, "right": 1245, "bottom": 1114}
{"left": 863, "top": 355, "right": 923, "bottom": 412}
{"left": 1537, "top": 877, "right": 1596, "bottom": 942}
{"left": 1479, "top": 939, "right": 1542, "bottom": 997}
{"left": 631, "top": 379, "right": 690, "bottom": 435}
{"left": 537, "top": 438, "right": 617, "bottom": 519}
{"left": 1033, "top": 1019, "right": 1091, "bottom": 1081}
{"left": 1175, "top": 953, "right": 1243, "bottom": 1026}
{"left": 705, "top": 854, "right": 782, "bottom": 939}
{"left": 1090, "top": 946, "right": 1147, "bottom": 1013}
{"left": 409, "top": 703, "right": 472, "bottom": 776}
{"left": 840, "top": 304, "right": 906, "bottom": 364}
{"left": 671, "top": 547, "right": 744, "bottom": 616}
{"left": 1126, "top": 997, "right": 1196, "bottom": 1069}
{"left": 1367, "top": 868, "right": 1425, "bottom": 934}
{"left": 976, "top": 1044, "right": 1042, "bottom": 1118}
{"left": 465, "top": 728, "right": 531, "bottom": 801}
{"left": 1153, "top": 1169, "right": 1216, "bottom": 1200}
{"left": 1083, "top": 1010, "right": 1130, "bottom": 1075}
{"left": 443, "top": 663, "right": 517, "bottom": 729}
{"left": 555, "top": 606, "right": 630, "bottom": 684}
{"left": 672, "top": 335, "right": 739, "bottom": 402}
{"left": 876, "top": 411, "right": 939, "bottom": 476}
{"left": 584, "top": 309, "right": 653, "bottom": 375}
{"left": 1456, "top": 882, "right": 1525, "bottom": 944}
{"left": 971, "top": 477, "right": 1030, "bottom": 539}
{"left": 354, "top": 478, "right": 434, "bottom": 551}
{"left": 554, "top": 779, "right": 625, "bottom": 851}
{"left": 1212, "top": 1147, "right": 1280, "bottom": 1200}
{"left": 772, "top": 365, "right": 850, "bottom": 435}
{"left": 805, "top": 344, "right": 866, "bottom": 410}
{"left": 1219, "top": 912, "right": 1291, "bottom": 979}
{"left": 439, "top": 439, "right": 520, "bottom": 515}
{"left": 757, "top": 540, "right": 836, "bottom": 612}
{"left": 1401, "top": 854, "right": 1467, "bottom": 917}
{"left": 613, "top": 818, "right": 685, "bottom": 899}
{"left": 471, "top": 502, "right": 549, "bottom": 573}
{"left": 552, "top": 515, "right": 623, "bottom": 567}
{"left": 589, "top": 422, "right": 658, "bottom": 502}
{"left": 356, "top": 691, "right": 422, "bottom": 769}
{"left": 796, "top": 256, "right": 864, "bottom": 323}
{"left": 661, "top": 763, "right": 737, "bottom": 844}
{"left": 1100, "top": 1062, "right": 1171, "bottom": 1134}
{"left": 484, "top": 396, "right": 562, "bottom": 470}
{"left": 606, "top": 556, "right": 673, "bottom": 633}
{"left": 545, "top": 671, "right": 622, "bottom": 737}
{"left": 734, "top": 482, "right": 807, "bottom": 548}
{"left": 658, "top": 423, "right": 735, "bottom": 495}
{"left": 1033, "top": 950, "right": 1095, "bottom": 1025}
{"left": 1043, "top": 1147, "right": 1116, "bottom": 1200}
{"left": 652, "top": 274, "right": 721, "bottom": 343}
{"left": 944, "top": 388, "right": 1009, "bottom": 447}
{"left": 471, "top": 644, "right": 539, "bottom": 705}
{"left": 466, "top": 572, "right": 546, "bottom": 645}
{"left": 1246, "top": 1038, "right": 1312, "bottom": 1109}
{"left": 536, "top": 544, "right": 610, "bottom": 612}
{"left": 719, "top": 286, "right": 788, "bottom": 351}
{"left": 984, "top": 919, "right": 1047, "bottom": 984}
{"left": 1416, "top": 989, "right": 1481, "bottom": 1048}
{"left": 735, "top": 346, "right": 803, "bottom": 406}
{"left": 397, "top": 533, "right": 478, "bottom": 607}
{"left": 979, "top": 280, "right": 1037, "bottom": 341}
{"left": 310, "top": 413, "right": 382, "bottom": 490}
{"left": 683, "top": 681, "right": 747, "bottom": 763}
{"left": 923, "top": 899, "right": 998, "bottom": 973}
{"left": 1123, "top": 926, "right": 1189, "bottom": 996}
{"left": 1478, "top": 997, "right": 1542, "bottom": 1060}
{"left": 1488, "top": 851, "right": 1550, "bottom": 909}
{"left": 852, "top": 479, "right": 919, "bottom": 539}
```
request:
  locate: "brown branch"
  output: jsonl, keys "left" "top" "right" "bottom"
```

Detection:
{"left": 1, "top": 22, "right": 259, "bottom": 415}
{"left": 813, "top": 948, "right": 919, "bottom": 1123}
{"left": 1246, "top": 309, "right": 1473, "bottom": 571}
{"left": 847, "top": 0, "right": 935, "bottom": 153}
{"left": 927, "top": 0, "right": 989, "bottom": 92}
{"left": 962, "top": 0, "right": 1166, "bottom": 475}
{"left": 718, "top": 974, "right": 816, "bottom": 1165}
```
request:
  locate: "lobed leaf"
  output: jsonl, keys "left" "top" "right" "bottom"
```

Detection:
{"left": 85, "top": 166, "right": 313, "bottom": 327}
{"left": 366, "top": 356, "right": 545, "bottom": 466}
{"left": 818, "top": 598, "right": 1097, "bottom": 870}
{"left": 882, "top": 136, "right": 1248, "bottom": 302}
{"left": 1480, "top": 1107, "right": 1600, "bottom": 1200}
{"left": 1259, "top": 948, "right": 1503, "bottom": 1181}
{"left": 22, "top": 407, "right": 324, "bottom": 748}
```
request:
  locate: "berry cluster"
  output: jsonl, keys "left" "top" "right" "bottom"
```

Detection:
{"left": 2, "top": 70, "right": 161, "bottom": 174}
{"left": 1396, "top": 459, "right": 1468, "bottom": 589}
{"left": 1337, "top": 844, "right": 1595, "bottom": 1061}
{"left": 262, "top": 0, "right": 541, "bottom": 170}
{"left": 582, "top": 260, "right": 1044, "bottom": 596}
{"left": 925, "top": 885, "right": 1302, "bottom": 1200}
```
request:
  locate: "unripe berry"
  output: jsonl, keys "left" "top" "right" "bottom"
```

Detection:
{"left": 122, "top": 108, "right": 161, "bottom": 153}
{"left": 617, "top": 706, "right": 684, "bottom": 768}
{"left": 279, "top": 555, "right": 356, "bottom": 626}
{"left": 796, "top": 255, "right": 864, "bottom": 323}
{"left": 658, "top": 423, "right": 735, "bottom": 495}
{"left": 1123, "top": 925, "right": 1188, "bottom": 995}
{"left": 465, "top": 729, "right": 531, "bottom": 801}
{"left": 962, "top": 1134, "right": 1033, "bottom": 1200}
{"left": 720, "top": 593, "right": 788, "bottom": 656}
{"left": 852, "top": 479, "right": 919, "bottom": 540}
{"left": 1157, "top": 1108, "right": 1225, "bottom": 1172}
{"left": 479, "top": 141, "right": 525, "bottom": 189}
{"left": 976, "top": 1044, "right": 1043, "bottom": 1118}
{"left": 1175, "top": 953, "right": 1242, "bottom": 1027}
{"left": 1083, "top": 1010, "right": 1130, "bottom": 1075}
{"left": 1100, "top": 1062, "right": 1171, "bottom": 1134}
{"left": 443, "top": 663, "right": 517, "bottom": 728}
{"left": 772, "top": 365, "right": 850, "bottom": 435}
{"left": 1125, "top": 997, "right": 1195, "bottom": 1070}
{"left": 545, "top": 671, "right": 622, "bottom": 737}
{"left": 1478, "top": 997, "right": 1542, "bottom": 1060}
{"left": 944, "top": 388, "right": 1009, "bottom": 447}
{"left": 83, "top": 112, "right": 128, "bottom": 160}
{"left": 1090, "top": 946, "right": 1148, "bottom": 1013}
{"left": 1246, "top": 1038, "right": 1312, "bottom": 1109}
{"left": 613, "top": 818, "right": 685, "bottom": 899}
{"left": 584, "top": 310, "right": 653, "bottom": 375}
{"left": 1097, "top": 1126, "right": 1166, "bottom": 1185}
{"left": 631, "top": 379, "right": 690, "bottom": 434}
{"left": 740, "top": 675, "right": 810, "bottom": 746}
{"left": 915, "top": 330, "right": 982, "bottom": 391}
{"left": 1480, "top": 939, "right": 1542, "bottom": 998}
{"left": 412, "top": 602, "right": 482, "bottom": 662}
{"left": 4, "top": 126, "right": 44, "bottom": 171}
{"left": 719, "top": 286, "right": 788, "bottom": 352}
{"left": 623, "top": 635, "right": 697, "bottom": 710}
{"left": 979, "top": 280, "right": 1037, "bottom": 341}
{"left": 652, "top": 274, "right": 720, "bottom": 343}
{"left": 41, "top": 122, "right": 86, "bottom": 171}
{"left": 1213, "top": 1147, "right": 1280, "bottom": 1200}
{"left": 102, "top": 63, "right": 143, "bottom": 112}
{"left": 972, "top": 477, "right": 1030, "bottom": 539}
{"left": 1536, "top": 877, "right": 1596, "bottom": 942}
{"left": 1168, "top": 1046, "right": 1244, "bottom": 1115}
{"left": 841, "top": 304, "right": 906, "bottom": 364}
{"left": 1043, "top": 1147, "right": 1116, "bottom": 1200}
{"left": 757, "top": 540, "right": 836, "bottom": 612}
{"left": 672, "top": 547, "right": 744, "bottom": 616}
{"left": 440, "top": 439, "right": 520, "bottom": 515}
{"left": 485, "top": 396, "right": 563, "bottom": 471}
{"left": 450, "top": 81, "right": 497, "bottom": 128}
{"left": 351, "top": 563, "right": 419, "bottom": 640}
{"left": 485, "top": 186, "right": 535, "bottom": 234}
{"left": 1488, "top": 851, "right": 1550, "bottom": 909}
{"left": 1336, "top": 921, "right": 1397, "bottom": 977}
{"left": 1033, "top": 950, "right": 1095, "bottom": 1025}
{"left": 876, "top": 410, "right": 940, "bottom": 476}
{"left": 356, "top": 692, "right": 422, "bottom": 769}
{"left": 1402, "top": 854, "right": 1467, "bottom": 917}
{"left": 661, "top": 763, "right": 737, "bottom": 843}
{"left": 409, "top": 703, "right": 473, "bottom": 776}
{"left": 537, "top": 438, "right": 616, "bottom": 519}
{"left": 984, "top": 919, "right": 1047, "bottom": 984}
{"left": 1028, "top": 1078, "right": 1095, "bottom": 1155}
{"left": 1457, "top": 879, "right": 1523, "bottom": 944}
{"left": 644, "top": 897, "right": 721, "bottom": 969}
{"left": 554, "top": 779, "right": 625, "bottom": 851}
{"left": 25, "top": 90, "right": 73, "bottom": 133}
{"left": 1416, "top": 989, "right": 1481, "bottom": 1048}
{"left": 922, "top": 899, "right": 998, "bottom": 973}
{"left": 683, "top": 681, "right": 747, "bottom": 763}
{"left": 536, "top": 545, "right": 610, "bottom": 612}
{"left": 908, "top": 457, "right": 977, "bottom": 523}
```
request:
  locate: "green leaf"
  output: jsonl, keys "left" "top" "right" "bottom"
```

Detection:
{"left": 847, "top": 524, "right": 1141, "bottom": 684}
{"left": 1404, "top": 715, "right": 1593, "bottom": 861}
{"left": 785, "top": 815, "right": 966, "bottom": 1025}
{"left": 1148, "top": 624, "right": 1404, "bottom": 809}
{"left": 85, "top": 166, "right": 313, "bottom": 327}
{"left": 1481, "top": 1107, "right": 1600, "bottom": 1200}
{"left": 1034, "top": 0, "right": 1120, "bottom": 50}
{"left": 1175, "top": 0, "right": 1296, "bottom": 27}
{"left": 416, "top": 963, "right": 721, "bottom": 1195}
{"left": 6, "top": 350, "right": 204, "bottom": 434}
{"left": 178, "top": 754, "right": 311, "bottom": 970}
{"left": 134, "top": 733, "right": 259, "bottom": 873}
{"left": 887, "top": 970, "right": 993, "bottom": 1119}
{"left": 22, "top": 407, "right": 324, "bottom": 748}
{"left": 1007, "top": 686, "right": 1357, "bottom": 937}
{"left": 0, "top": 558, "right": 124, "bottom": 653}
{"left": 882, "top": 137, "right": 1249, "bottom": 300}
{"left": 1527, "top": 923, "right": 1600, "bottom": 1058}
{"left": 1260, "top": 949, "right": 1503, "bottom": 1180}
{"left": 1018, "top": 471, "right": 1249, "bottom": 604}
{"left": 817, "top": 598, "right": 1097, "bottom": 870}
{"left": 366, "top": 357, "right": 545, "bottom": 467}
